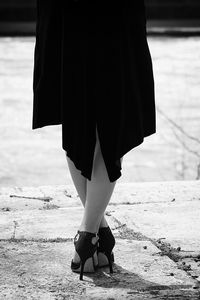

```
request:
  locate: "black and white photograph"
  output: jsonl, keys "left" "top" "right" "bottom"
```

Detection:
{"left": 0, "top": 0, "right": 200, "bottom": 298}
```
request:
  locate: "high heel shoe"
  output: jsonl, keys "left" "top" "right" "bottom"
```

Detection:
{"left": 71, "top": 230, "right": 99, "bottom": 280}
{"left": 97, "top": 226, "right": 115, "bottom": 273}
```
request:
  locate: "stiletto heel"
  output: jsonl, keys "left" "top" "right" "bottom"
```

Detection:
{"left": 107, "top": 253, "right": 113, "bottom": 273}
{"left": 97, "top": 226, "right": 115, "bottom": 273}
{"left": 80, "top": 260, "right": 85, "bottom": 281}
{"left": 71, "top": 230, "right": 99, "bottom": 280}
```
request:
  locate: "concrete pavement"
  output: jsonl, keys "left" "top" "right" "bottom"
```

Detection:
{"left": 0, "top": 180, "right": 200, "bottom": 299}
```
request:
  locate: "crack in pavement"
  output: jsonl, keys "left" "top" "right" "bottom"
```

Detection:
{"left": 111, "top": 215, "right": 200, "bottom": 290}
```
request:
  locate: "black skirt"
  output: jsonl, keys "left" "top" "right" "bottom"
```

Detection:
{"left": 32, "top": 0, "right": 156, "bottom": 182}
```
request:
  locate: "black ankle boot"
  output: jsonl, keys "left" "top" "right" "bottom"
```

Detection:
{"left": 71, "top": 230, "right": 99, "bottom": 280}
{"left": 97, "top": 226, "right": 115, "bottom": 273}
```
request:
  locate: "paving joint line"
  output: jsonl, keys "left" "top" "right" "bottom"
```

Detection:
{"left": 111, "top": 215, "right": 200, "bottom": 290}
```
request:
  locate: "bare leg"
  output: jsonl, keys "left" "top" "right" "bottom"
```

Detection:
{"left": 66, "top": 127, "right": 123, "bottom": 264}
{"left": 78, "top": 127, "right": 117, "bottom": 233}
{"left": 65, "top": 154, "right": 109, "bottom": 228}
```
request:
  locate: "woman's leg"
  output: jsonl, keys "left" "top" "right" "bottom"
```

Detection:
{"left": 71, "top": 128, "right": 117, "bottom": 264}
{"left": 78, "top": 127, "right": 117, "bottom": 233}
{"left": 65, "top": 154, "right": 109, "bottom": 228}
{"left": 66, "top": 127, "right": 123, "bottom": 263}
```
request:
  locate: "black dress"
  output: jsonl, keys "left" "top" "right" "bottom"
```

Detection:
{"left": 32, "top": 0, "right": 156, "bottom": 182}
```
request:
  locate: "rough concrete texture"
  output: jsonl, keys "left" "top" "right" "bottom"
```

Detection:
{"left": 0, "top": 180, "right": 200, "bottom": 299}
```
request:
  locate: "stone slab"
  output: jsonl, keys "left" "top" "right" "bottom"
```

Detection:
{"left": 0, "top": 181, "right": 200, "bottom": 299}
{"left": 0, "top": 207, "right": 84, "bottom": 240}
{"left": 0, "top": 239, "right": 197, "bottom": 300}
{"left": 0, "top": 185, "right": 81, "bottom": 211}
{"left": 111, "top": 180, "right": 200, "bottom": 206}
{"left": 111, "top": 200, "right": 200, "bottom": 252}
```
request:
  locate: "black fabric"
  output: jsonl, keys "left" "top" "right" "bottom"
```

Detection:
{"left": 32, "top": 0, "right": 156, "bottom": 182}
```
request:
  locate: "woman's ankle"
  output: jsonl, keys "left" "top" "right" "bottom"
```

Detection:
{"left": 78, "top": 224, "right": 99, "bottom": 234}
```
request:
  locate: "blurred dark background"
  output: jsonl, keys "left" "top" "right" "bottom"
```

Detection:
{"left": 0, "top": 0, "right": 200, "bottom": 35}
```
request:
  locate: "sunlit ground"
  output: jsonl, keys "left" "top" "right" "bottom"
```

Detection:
{"left": 0, "top": 36, "right": 200, "bottom": 187}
